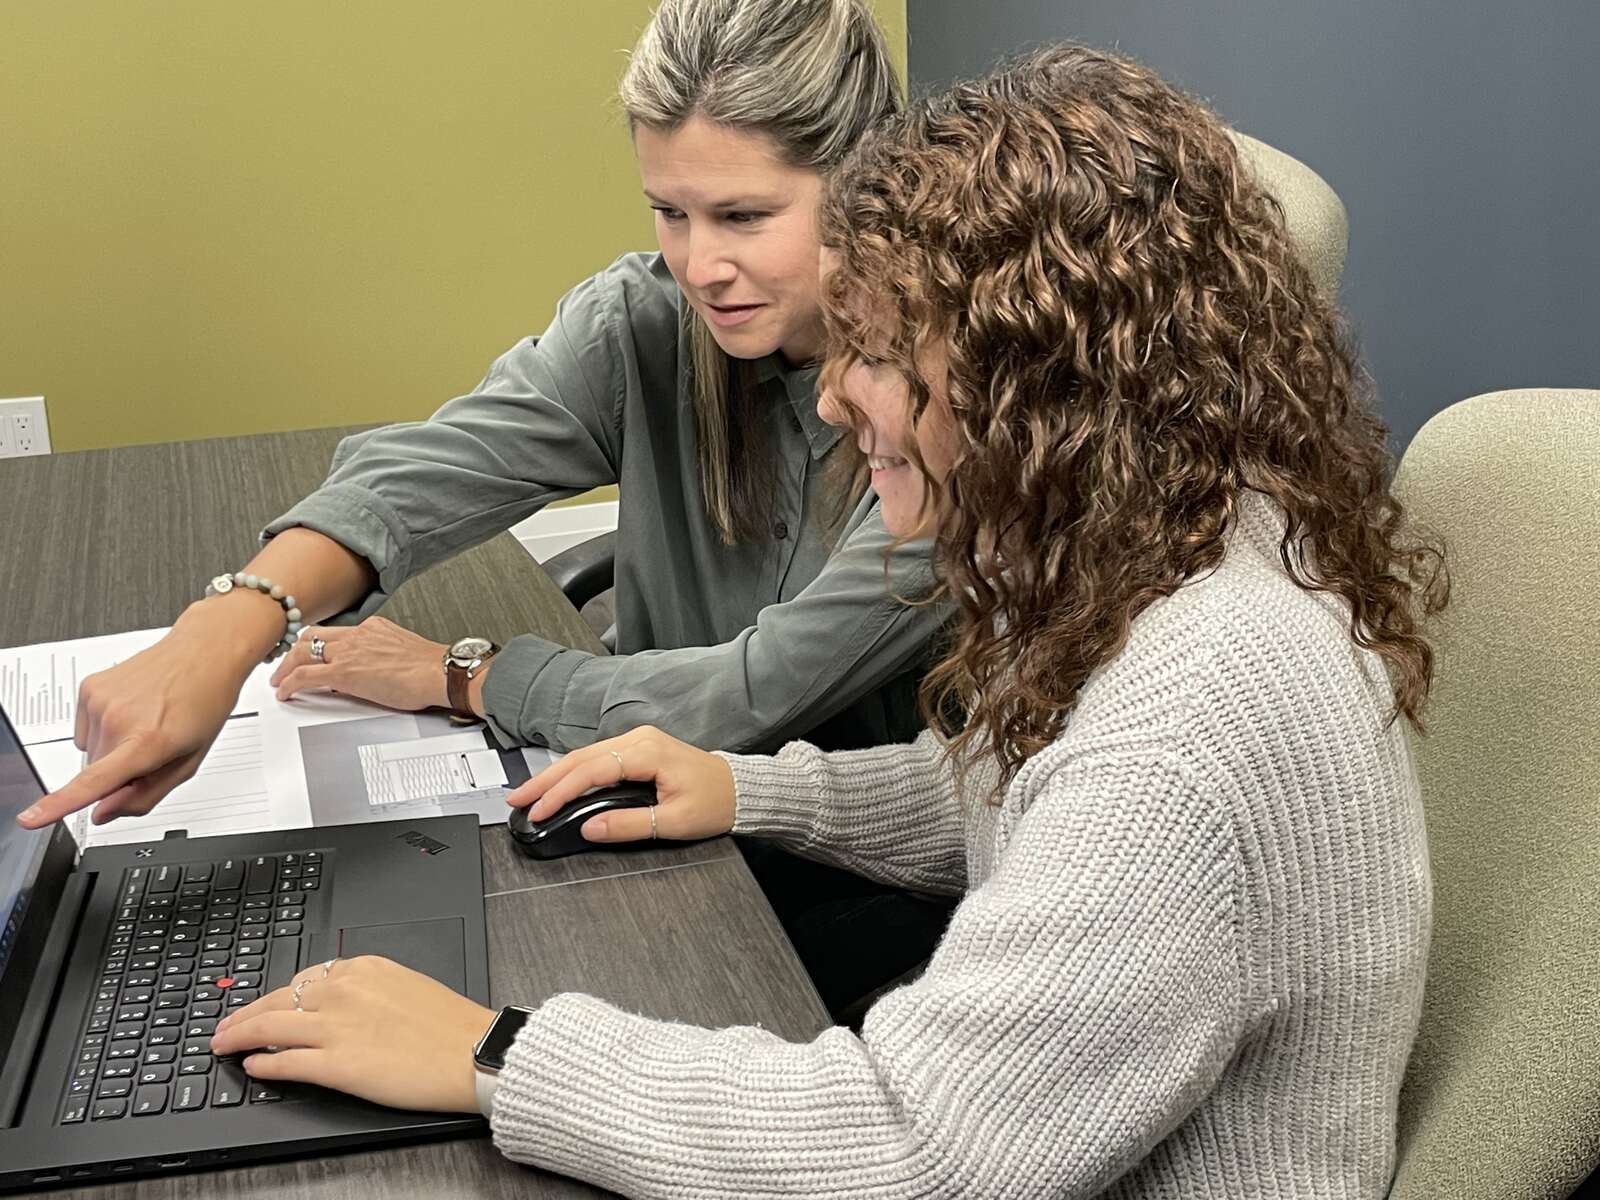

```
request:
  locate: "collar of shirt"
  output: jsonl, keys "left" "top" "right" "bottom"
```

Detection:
{"left": 753, "top": 355, "right": 843, "bottom": 461}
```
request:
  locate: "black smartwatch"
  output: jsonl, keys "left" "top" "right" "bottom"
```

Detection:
{"left": 473, "top": 1005, "right": 535, "bottom": 1077}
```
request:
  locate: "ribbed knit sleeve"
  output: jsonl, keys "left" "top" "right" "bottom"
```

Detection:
{"left": 723, "top": 730, "right": 968, "bottom": 895}
{"left": 489, "top": 747, "right": 1246, "bottom": 1199}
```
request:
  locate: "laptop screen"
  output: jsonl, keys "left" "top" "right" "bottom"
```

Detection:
{"left": 0, "top": 703, "right": 76, "bottom": 1088}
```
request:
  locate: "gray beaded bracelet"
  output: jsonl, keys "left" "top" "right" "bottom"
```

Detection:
{"left": 204, "top": 572, "right": 305, "bottom": 662}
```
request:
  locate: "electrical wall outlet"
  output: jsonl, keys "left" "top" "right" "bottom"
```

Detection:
{"left": 0, "top": 397, "right": 50, "bottom": 458}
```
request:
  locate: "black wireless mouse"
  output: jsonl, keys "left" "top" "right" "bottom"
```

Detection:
{"left": 506, "top": 782, "right": 659, "bottom": 860}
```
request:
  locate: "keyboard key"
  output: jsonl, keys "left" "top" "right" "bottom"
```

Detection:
{"left": 186, "top": 1018, "right": 218, "bottom": 1037}
{"left": 203, "top": 935, "right": 234, "bottom": 953}
{"left": 205, "top": 922, "right": 236, "bottom": 937}
{"left": 147, "top": 865, "right": 180, "bottom": 894}
{"left": 152, "top": 1011, "right": 184, "bottom": 1028}
{"left": 106, "top": 1041, "right": 141, "bottom": 1061}
{"left": 156, "top": 994, "right": 187, "bottom": 1010}
{"left": 212, "top": 1061, "right": 248, "bottom": 1107}
{"left": 248, "top": 1083, "right": 282, "bottom": 1103}
{"left": 166, "top": 943, "right": 197, "bottom": 960}
{"left": 92, "top": 1098, "right": 128, "bottom": 1119}
{"left": 241, "top": 911, "right": 269, "bottom": 926}
{"left": 112, "top": 1022, "right": 145, "bottom": 1040}
{"left": 199, "top": 952, "right": 231, "bottom": 969}
{"left": 61, "top": 1097, "right": 89, "bottom": 1123}
{"left": 184, "top": 863, "right": 214, "bottom": 884}
{"left": 126, "top": 970, "right": 158, "bottom": 987}
{"left": 163, "top": 961, "right": 192, "bottom": 977}
{"left": 225, "top": 989, "right": 259, "bottom": 1007}
{"left": 237, "top": 938, "right": 266, "bottom": 956}
{"left": 102, "top": 1063, "right": 135, "bottom": 1080}
{"left": 122, "top": 988, "right": 154, "bottom": 1005}
{"left": 128, "top": 956, "right": 160, "bottom": 973}
{"left": 272, "top": 921, "right": 302, "bottom": 937}
{"left": 133, "top": 938, "right": 164, "bottom": 955}
{"left": 194, "top": 985, "right": 222, "bottom": 1002}
{"left": 301, "top": 864, "right": 321, "bottom": 878}
{"left": 234, "top": 956, "right": 264, "bottom": 973}
{"left": 277, "top": 888, "right": 306, "bottom": 904}
{"left": 230, "top": 973, "right": 262, "bottom": 990}
{"left": 115, "top": 1005, "right": 150, "bottom": 1022}
{"left": 160, "top": 975, "right": 193, "bottom": 992}
{"left": 301, "top": 878, "right": 320, "bottom": 891}
{"left": 180, "top": 1056, "right": 213, "bottom": 1075}
{"left": 133, "top": 1084, "right": 169, "bottom": 1115}
{"left": 216, "top": 858, "right": 246, "bottom": 891}
{"left": 246, "top": 856, "right": 277, "bottom": 895}
{"left": 211, "top": 890, "right": 242, "bottom": 906}
{"left": 276, "top": 906, "right": 304, "bottom": 922}
{"left": 266, "top": 937, "right": 301, "bottom": 991}
{"left": 96, "top": 1078, "right": 133, "bottom": 1098}
{"left": 304, "top": 851, "right": 322, "bottom": 863}
{"left": 142, "top": 1046, "right": 177, "bottom": 1065}
{"left": 170, "top": 929, "right": 198, "bottom": 944}
{"left": 243, "top": 897, "right": 272, "bottom": 910}
{"left": 182, "top": 1037, "right": 212, "bottom": 1057}
{"left": 190, "top": 1000, "right": 222, "bottom": 1018}
{"left": 149, "top": 1028, "right": 180, "bottom": 1047}
{"left": 173, "top": 1076, "right": 209, "bottom": 1110}
{"left": 138, "top": 1064, "right": 173, "bottom": 1084}
{"left": 87, "top": 1014, "right": 112, "bottom": 1035}
{"left": 209, "top": 907, "right": 239, "bottom": 922}
{"left": 179, "top": 883, "right": 210, "bottom": 899}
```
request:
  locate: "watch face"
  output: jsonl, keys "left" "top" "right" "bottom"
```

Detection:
{"left": 450, "top": 636, "right": 494, "bottom": 660}
{"left": 475, "top": 1006, "right": 534, "bottom": 1071}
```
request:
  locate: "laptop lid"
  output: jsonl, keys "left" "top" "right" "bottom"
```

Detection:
{"left": 0, "top": 703, "right": 77, "bottom": 1106}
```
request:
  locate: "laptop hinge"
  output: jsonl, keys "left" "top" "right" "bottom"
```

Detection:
{"left": 0, "top": 871, "right": 96, "bottom": 1129}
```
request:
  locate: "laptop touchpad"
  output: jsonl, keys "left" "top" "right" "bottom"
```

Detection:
{"left": 334, "top": 918, "right": 467, "bottom": 994}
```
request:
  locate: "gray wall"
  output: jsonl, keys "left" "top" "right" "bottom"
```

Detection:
{"left": 906, "top": 0, "right": 1599, "bottom": 450}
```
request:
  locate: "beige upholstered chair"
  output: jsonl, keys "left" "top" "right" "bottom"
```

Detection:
{"left": 1230, "top": 131, "right": 1348, "bottom": 299}
{"left": 1389, "top": 389, "right": 1600, "bottom": 1199}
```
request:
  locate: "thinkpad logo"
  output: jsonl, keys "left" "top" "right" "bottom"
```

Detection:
{"left": 398, "top": 830, "right": 451, "bottom": 856}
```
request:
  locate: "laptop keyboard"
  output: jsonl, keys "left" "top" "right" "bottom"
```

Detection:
{"left": 58, "top": 850, "right": 332, "bottom": 1124}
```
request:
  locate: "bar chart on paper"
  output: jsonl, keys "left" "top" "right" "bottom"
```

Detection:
{"left": 0, "top": 652, "right": 78, "bottom": 732}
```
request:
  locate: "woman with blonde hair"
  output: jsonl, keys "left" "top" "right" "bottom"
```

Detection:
{"left": 218, "top": 44, "right": 1446, "bottom": 1197}
{"left": 24, "top": 0, "right": 956, "bottom": 1014}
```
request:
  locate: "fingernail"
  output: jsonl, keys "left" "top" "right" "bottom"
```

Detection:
{"left": 582, "top": 816, "right": 608, "bottom": 840}
{"left": 18, "top": 807, "right": 38, "bottom": 825}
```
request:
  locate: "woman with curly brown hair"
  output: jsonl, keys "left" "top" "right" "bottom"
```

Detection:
{"left": 211, "top": 44, "right": 1447, "bottom": 1198}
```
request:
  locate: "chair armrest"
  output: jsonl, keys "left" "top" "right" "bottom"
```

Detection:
{"left": 540, "top": 531, "right": 617, "bottom": 611}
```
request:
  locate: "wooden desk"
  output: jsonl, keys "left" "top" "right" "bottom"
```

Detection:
{"left": 0, "top": 428, "right": 829, "bottom": 1199}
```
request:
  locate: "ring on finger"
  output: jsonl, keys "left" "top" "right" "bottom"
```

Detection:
{"left": 291, "top": 978, "right": 310, "bottom": 1012}
{"left": 309, "top": 636, "right": 327, "bottom": 663}
{"left": 320, "top": 958, "right": 337, "bottom": 980}
{"left": 649, "top": 804, "right": 657, "bottom": 841}
{"left": 608, "top": 749, "right": 625, "bottom": 780}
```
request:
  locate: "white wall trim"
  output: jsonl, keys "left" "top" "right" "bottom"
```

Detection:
{"left": 510, "top": 500, "right": 619, "bottom": 563}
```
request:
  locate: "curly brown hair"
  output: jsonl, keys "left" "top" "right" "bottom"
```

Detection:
{"left": 817, "top": 44, "right": 1448, "bottom": 784}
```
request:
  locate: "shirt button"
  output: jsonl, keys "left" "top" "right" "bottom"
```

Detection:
{"left": 773, "top": 520, "right": 790, "bottom": 540}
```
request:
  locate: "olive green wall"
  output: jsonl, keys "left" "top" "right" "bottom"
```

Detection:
{"left": 0, "top": 1, "right": 907, "bottom": 460}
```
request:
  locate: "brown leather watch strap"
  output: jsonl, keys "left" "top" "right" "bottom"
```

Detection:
{"left": 445, "top": 641, "right": 499, "bottom": 719}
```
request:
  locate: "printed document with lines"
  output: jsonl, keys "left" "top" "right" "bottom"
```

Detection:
{"left": 9, "top": 628, "right": 555, "bottom": 850}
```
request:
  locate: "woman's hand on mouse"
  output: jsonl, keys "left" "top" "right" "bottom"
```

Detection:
{"left": 511, "top": 726, "right": 736, "bottom": 843}
{"left": 211, "top": 955, "right": 496, "bottom": 1113}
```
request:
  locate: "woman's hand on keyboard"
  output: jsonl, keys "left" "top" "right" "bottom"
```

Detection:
{"left": 512, "top": 726, "right": 738, "bottom": 843}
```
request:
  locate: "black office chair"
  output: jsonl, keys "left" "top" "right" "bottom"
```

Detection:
{"left": 541, "top": 530, "right": 618, "bottom": 644}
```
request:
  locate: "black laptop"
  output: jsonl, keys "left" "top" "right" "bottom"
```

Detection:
{"left": 0, "top": 700, "right": 490, "bottom": 1192}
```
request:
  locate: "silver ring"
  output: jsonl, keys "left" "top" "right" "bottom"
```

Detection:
{"left": 291, "top": 978, "right": 310, "bottom": 1011}
{"left": 320, "top": 958, "right": 336, "bottom": 980}
{"left": 309, "top": 637, "right": 327, "bottom": 663}
{"left": 649, "top": 804, "right": 657, "bottom": 841}
{"left": 608, "top": 749, "right": 625, "bottom": 779}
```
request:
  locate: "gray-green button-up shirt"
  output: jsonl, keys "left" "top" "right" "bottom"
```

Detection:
{"left": 263, "top": 253, "right": 946, "bottom": 754}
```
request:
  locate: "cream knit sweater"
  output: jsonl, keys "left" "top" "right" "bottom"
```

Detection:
{"left": 491, "top": 493, "right": 1432, "bottom": 1198}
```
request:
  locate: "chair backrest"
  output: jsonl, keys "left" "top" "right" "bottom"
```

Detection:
{"left": 1389, "top": 389, "right": 1600, "bottom": 1199}
{"left": 1230, "top": 131, "right": 1348, "bottom": 299}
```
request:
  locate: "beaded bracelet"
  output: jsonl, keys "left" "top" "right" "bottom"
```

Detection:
{"left": 203, "top": 572, "right": 306, "bottom": 662}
